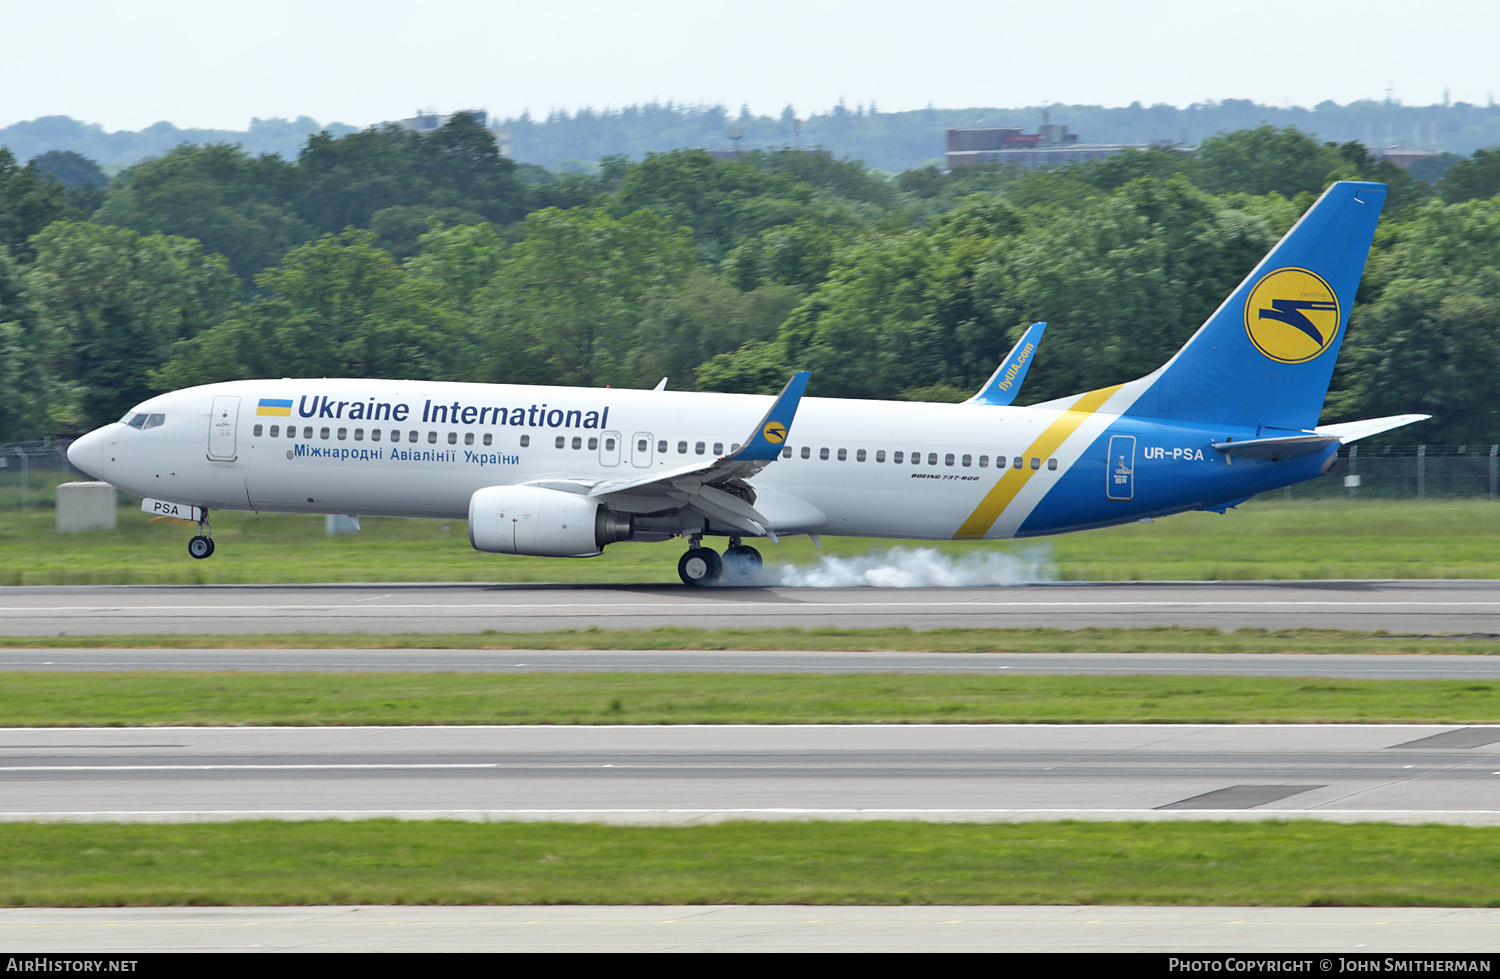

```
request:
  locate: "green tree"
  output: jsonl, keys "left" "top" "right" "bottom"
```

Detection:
{"left": 30, "top": 150, "right": 110, "bottom": 212}
{"left": 480, "top": 207, "right": 694, "bottom": 386}
{"left": 1194, "top": 125, "right": 1340, "bottom": 197}
{"left": 626, "top": 273, "right": 801, "bottom": 389}
{"left": 1437, "top": 147, "right": 1500, "bottom": 204}
{"left": 0, "top": 248, "right": 54, "bottom": 441}
{"left": 996, "top": 177, "right": 1278, "bottom": 402}
{"left": 152, "top": 231, "right": 464, "bottom": 390}
{"left": 28, "top": 222, "right": 238, "bottom": 427}
{"left": 404, "top": 221, "right": 506, "bottom": 312}
{"left": 0, "top": 149, "right": 71, "bottom": 260}
{"left": 93, "top": 143, "right": 310, "bottom": 282}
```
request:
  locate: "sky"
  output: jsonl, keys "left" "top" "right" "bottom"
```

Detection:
{"left": 2, "top": 0, "right": 1496, "bottom": 131}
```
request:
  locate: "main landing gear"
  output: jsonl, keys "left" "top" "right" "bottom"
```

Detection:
{"left": 677, "top": 535, "right": 763, "bottom": 586}
{"left": 188, "top": 509, "right": 215, "bottom": 560}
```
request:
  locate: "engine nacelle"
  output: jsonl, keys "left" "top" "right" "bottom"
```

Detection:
{"left": 468, "top": 485, "right": 633, "bottom": 557}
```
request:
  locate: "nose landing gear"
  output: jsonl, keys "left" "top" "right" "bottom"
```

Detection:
{"left": 188, "top": 510, "right": 215, "bottom": 559}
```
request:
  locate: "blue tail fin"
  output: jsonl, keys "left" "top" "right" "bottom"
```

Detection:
{"left": 1126, "top": 181, "right": 1386, "bottom": 432}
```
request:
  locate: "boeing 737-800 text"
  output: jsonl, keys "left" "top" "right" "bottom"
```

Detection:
{"left": 67, "top": 181, "right": 1427, "bottom": 585}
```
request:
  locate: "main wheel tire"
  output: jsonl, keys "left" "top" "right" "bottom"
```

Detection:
{"left": 723, "top": 544, "right": 763, "bottom": 576}
{"left": 188, "top": 535, "right": 213, "bottom": 560}
{"left": 677, "top": 547, "right": 723, "bottom": 586}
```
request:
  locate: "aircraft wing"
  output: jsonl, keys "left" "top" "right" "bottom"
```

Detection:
{"left": 965, "top": 322, "right": 1046, "bottom": 406}
{"left": 581, "top": 371, "right": 811, "bottom": 538}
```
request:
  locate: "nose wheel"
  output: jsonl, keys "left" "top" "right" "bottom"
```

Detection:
{"left": 187, "top": 510, "right": 215, "bottom": 559}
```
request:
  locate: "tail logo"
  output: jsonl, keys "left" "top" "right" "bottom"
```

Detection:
{"left": 1244, "top": 267, "right": 1341, "bottom": 364}
{"left": 762, "top": 421, "right": 788, "bottom": 444}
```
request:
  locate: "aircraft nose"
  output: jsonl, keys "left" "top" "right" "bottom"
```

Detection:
{"left": 67, "top": 428, "right": 105, "bottom": 480}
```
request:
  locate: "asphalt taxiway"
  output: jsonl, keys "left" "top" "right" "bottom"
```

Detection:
{"left": 3, "top": 724, "right": 1497, "bottom": 825}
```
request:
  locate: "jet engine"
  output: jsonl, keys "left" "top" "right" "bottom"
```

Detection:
{"left": 468, "top": 485, "right": 634, "bottom": 557}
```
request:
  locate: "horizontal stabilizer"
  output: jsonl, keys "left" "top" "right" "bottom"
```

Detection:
{"left": 1212, "top": 434, "right": 1339, "bottom": 459}
{"left": 966, "top": 322, "right": 1046, "bottom": 406}
{"left": 1315, "top": 413, "right": 1431, "bottom": 443}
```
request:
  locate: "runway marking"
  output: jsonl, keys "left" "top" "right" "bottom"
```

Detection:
{"left": 0, "top": 764, "right": 507, "bottom": 772}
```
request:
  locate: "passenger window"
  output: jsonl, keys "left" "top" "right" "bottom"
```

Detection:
{"left": 893, "top": 451, "right": 903, "bottom": 463}
{"left": 696, "top": 441, "right": 706, "bottom": 455}
{"left": 371, "top": 429, "right": 381, "bottom": 442}
{"left": 407, "top": 431, "right": 418, "bottom": 443}
{"left": 427, "top": 431, "right": 438, "bottom": 444}
{"left": 355, "top": 429, "right": 364, "bottom": 441}
{"left": 304, "top": 427, "right": 314, "bottom": 439}
{"left": 713, "top": 442, "right": 724, "bottom": 455}
{"left": 978, "top": 455, "right": 988, "bottom": 468}
{"left": 637, "top": 439, "right": 648, "bottom": 453}
{"left": 945, "top": 453, "right": 955, "bottom": 466}
{"left": 927, "top": 452, "right": 938, "bottom": 466}
{"left": 820, "top": 447, "right": 830, "bottom": 460}
{"left": 856, "top": 449, "right": 866, "bottom": 462}
{"left": 1030, "top": 457, "right": 1041, "bottom": 470}
{"left": 731, "top": 443, "right": 740, "bottom": 452}
{"left": 782, "top": 447, "right": 792, "bottom": 459}
{"left": 320, "top": 427, "right": 330, "bottom": 439}
{"left": 838, "top": 448, "right": 848, "bottom": 461}
{"left": 448, "top": 432, "right": 458, "bottom": 445}
{"left": 556, "top": 436, "right": 566, "bottom": 449}
{"left": 269, "top": 425, "right": 280, "bottom": 438}
{"left": 464, "top": 432, "right": 473, "bottom": 446}
{"left": 520, "top": 434, "right": 530, "bottom": 447}
{"left": 484, "top": 434, "right": 493, "bottom": 446}
{"left": 253, "top": 424, "right": 263, "bottom": 437}
{"left": 1048, "top": 458, "right": 1058, "bottom": 470}
{"left": 913, "top": 451, "right": 922, "bottom": 465}
{"left": 875, "top": 450, "right": 885, "bottom": 462}
{"left": 657, "top": 440, "right": 667, "bottom": 454}
{"left": 572, "top": 436, "right": 582, "bottom": 449}
{"left": 677, "top": 440, "right": 687, "bottom": 454}
{"left": 602, "top": 436, "right": 613, "bottom": 450}
{"left": 961, "top": 454, "right": 971, "bottom": 467}
{"left": 588, "top": 437, "right": 598, "bottom": 450}
{"left": 801, "top": 446, "right": 810, "bottom": 459}
{"left": 1012, "top": 456, "right": 1022, "bottom": 469}
{"left": 338, "top": 428, "right": 347, "bottom": 440}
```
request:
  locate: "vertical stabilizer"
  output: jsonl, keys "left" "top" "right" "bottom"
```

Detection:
{"left": 1126, "top": 181, "right": 1386, "bottom": 432}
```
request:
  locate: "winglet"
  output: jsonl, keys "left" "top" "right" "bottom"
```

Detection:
{"left": 725, "top": 371, "right": 810, "bottom": 462}
{"left": 966, "top": 322, "right": 1046, "bottom": 406}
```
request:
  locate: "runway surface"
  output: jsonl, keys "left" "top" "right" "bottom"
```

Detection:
{"left": 5, "top": 579, "right": 1500, "bottom": 635}
{"left": 4, "top": 905, "right": 1500, "bottom": 952}
{"left": 4, "top": 724, "right": 1498, "bottom": 824}
{"left": 5, "top": 647, "right": 1500, "bottom": 678}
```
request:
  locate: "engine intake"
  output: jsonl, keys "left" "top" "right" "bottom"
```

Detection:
{"left": 468, "top": 485, "right": 633, "bottom": 557}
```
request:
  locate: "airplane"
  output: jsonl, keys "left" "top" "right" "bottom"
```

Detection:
{"left": 67, "top": 180, "right": 1428, "bottom": 586}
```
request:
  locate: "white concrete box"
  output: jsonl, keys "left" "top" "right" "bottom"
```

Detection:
{"left": 55, "top": 481, "right": 118, "bottom": 532}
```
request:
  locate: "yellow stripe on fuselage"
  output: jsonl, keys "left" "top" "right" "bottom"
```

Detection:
{"left": 952, "top": 384, "right": 1122, "bottom": 540}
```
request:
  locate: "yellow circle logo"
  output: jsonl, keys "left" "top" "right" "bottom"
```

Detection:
{"left": 762, "top": 421, "right": 787, "bottom": 444}
{"left": 1244, "top": 267, "right": 1341, "bottom": 364}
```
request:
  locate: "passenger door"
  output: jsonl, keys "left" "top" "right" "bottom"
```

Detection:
{"left": 207, "top": 396, "right": 240, "bottom": 462}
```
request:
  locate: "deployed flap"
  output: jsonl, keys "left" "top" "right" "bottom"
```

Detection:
{"left": 1315, "top": 413, "right": 1430, "bottom": 443}
{"left": 588, "top": 372, "right": 811, "bottom": 535}
{"left": 966, "top": 322, "right": 1046, "bottom": 406}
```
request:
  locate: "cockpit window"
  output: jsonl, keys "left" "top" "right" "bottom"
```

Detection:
{"left": 123, "top": 413, "right": 165, "bottom": 430}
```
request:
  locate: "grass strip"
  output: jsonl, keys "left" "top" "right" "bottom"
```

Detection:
{"left": 1, "top": 671, "right": 1497, "bottom": 726}
{"left": 4, "top": 498, "right": 1500, "bottom": 585}
{"left": 4, "top": 626, "right": 1500, "bottom": 654}
{"left": 2, "top": 820, "right": 1499, "bottom": 907}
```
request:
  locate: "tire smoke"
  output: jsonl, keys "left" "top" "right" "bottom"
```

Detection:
{"left": 716, "top": 544, "right": 1056, "bottom": 588}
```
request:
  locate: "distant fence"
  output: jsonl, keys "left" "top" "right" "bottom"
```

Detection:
{"left": 0, "top": 438, "right": 85, "bottom": 508}
{"left": 1, "top": 439, "right": 1497, "bottom": 508}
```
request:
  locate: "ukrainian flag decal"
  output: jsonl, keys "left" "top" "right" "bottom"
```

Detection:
{"left": 256, "top": 398, "right": 293, "bottom": 416}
